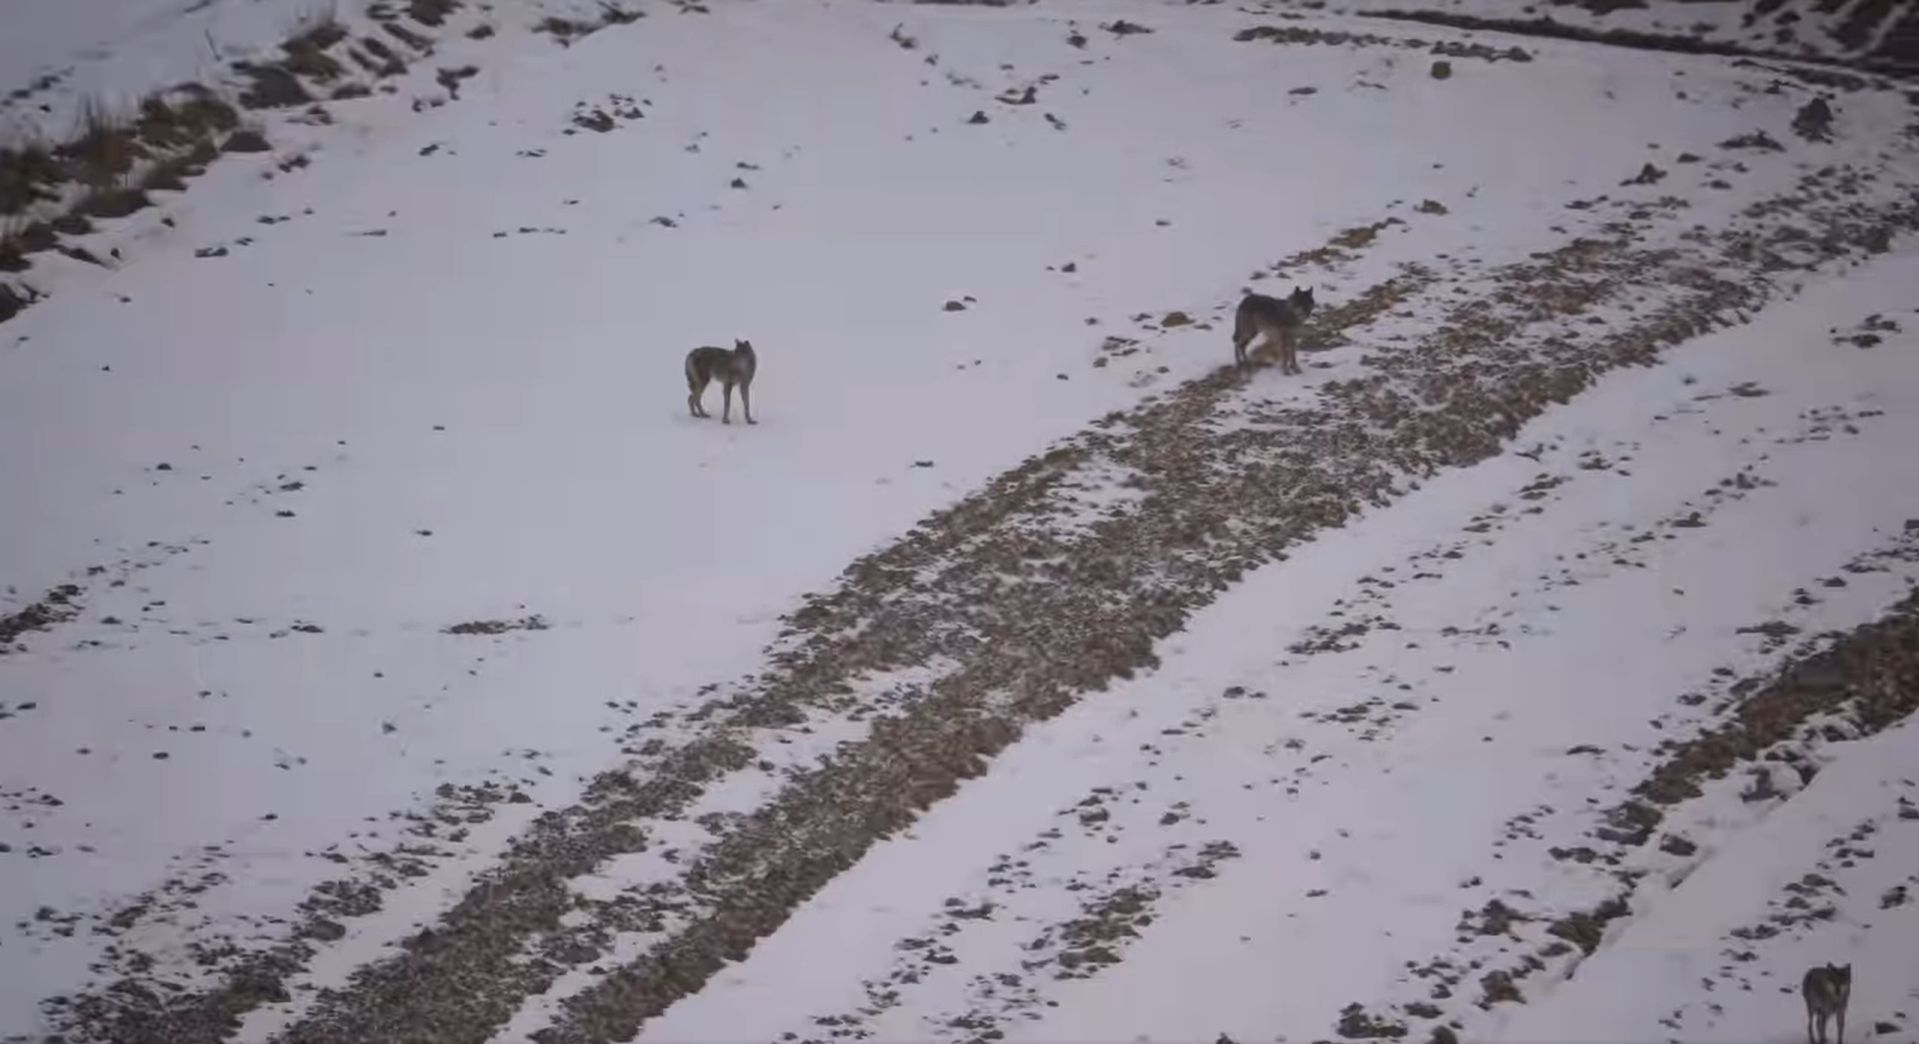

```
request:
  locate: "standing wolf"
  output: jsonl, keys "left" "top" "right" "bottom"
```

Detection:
{"left": 1232, "top": 286, "right": 1316, "bottom": 375}
{"left": 1802, "top": 963, "right": 1851, "bottom": 1044}
{"left": 685, "top": 339, "right": 758, "bottom": 425}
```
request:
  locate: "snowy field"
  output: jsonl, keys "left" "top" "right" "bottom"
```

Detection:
{"left": 5, "top": 1, "right": 1919, "bottom": 1042}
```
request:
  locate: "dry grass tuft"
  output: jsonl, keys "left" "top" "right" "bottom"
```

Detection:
{"left": 140, "top": 137, "right": 219, "bottom": 192}
{"left": 57, "top": 98, "right": 145, "bottom": 188}
{"left": 0, "top": 139, "right": 64, "bottom": 215}
{"left": 74, "top": 184, "right": 152, "bottom": 219}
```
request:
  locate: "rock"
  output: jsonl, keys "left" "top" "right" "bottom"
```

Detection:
{"left": 1623, "top": 162, "right": 1666, "bottom": 186}
{"left": 1338, "top": 1002, "right": 1409, "bottom": 1038}
{"left": 1792, "top": 97, "right": 1835, "bottom": 142}
{"left": 1416, "top": 199, "right": 1448, "bottom": 215}
{"left": 1430, "top": 60, "right": 1452, "bottom": 80}
{"left": 1719, "top": 130, "right": 1785, "bottom": 152}
{"left": 222, "top": 128, "right": 272, "bottom": 153}
{"left": 572, "top": 109, "right": 615, "bottom": 133}
{"left": 304, "top": 918, "right": 347, "bottom": 941}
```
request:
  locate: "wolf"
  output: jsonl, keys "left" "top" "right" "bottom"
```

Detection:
{"left": 1232, "top": 286, "right": 1316, "bottom": 375}
{"left": 685, "top": 339, "right": 758, "bottom": 425}
{"left": 1803, "top": 963, "right": 1851, "bottom": 1044}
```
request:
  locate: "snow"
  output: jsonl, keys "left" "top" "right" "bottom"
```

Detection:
{"left": 4, "top": 0, "right": 1919, "bottom": 1041}
{"left": 631, "top": 246, "right": 1919, "bottom": 1044}
{"left": 1499, "top": 715, "right": 1919, "bottom": 1043}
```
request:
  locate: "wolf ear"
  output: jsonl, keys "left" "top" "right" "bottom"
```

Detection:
{"left": 736, "top": 338, "right": 750, "bottom": 350}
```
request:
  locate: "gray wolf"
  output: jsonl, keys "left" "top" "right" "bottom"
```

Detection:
{"left": 1803, "top": 963, "right": 1851, "bottom": 1044}
{"left": 685, "top": 339, "right": 758, "bottom": 425}
{"left": 1232, "top": 286, "right": 1316, "bottom": 375}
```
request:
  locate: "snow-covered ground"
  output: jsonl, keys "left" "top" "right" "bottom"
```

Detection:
{"left": 639, "top": 244, "right": 1919, "bottom": 1044}
{"left": 5, "top": 1, "right": 1919, "bottom": 1042}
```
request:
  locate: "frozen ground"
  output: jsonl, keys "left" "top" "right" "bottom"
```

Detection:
{"left": 4, "top": 1, "right": 1919, "bottom": 1042}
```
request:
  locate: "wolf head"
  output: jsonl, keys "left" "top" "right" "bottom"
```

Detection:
{"left": 1289, "top": 286, "right": 1316, "bottom": 317}
{"left": 734, "top": 338, "right": 754, "bottom": 355}
{"left": 1833, "top": 964, "right": 1852, "bottom": 988}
